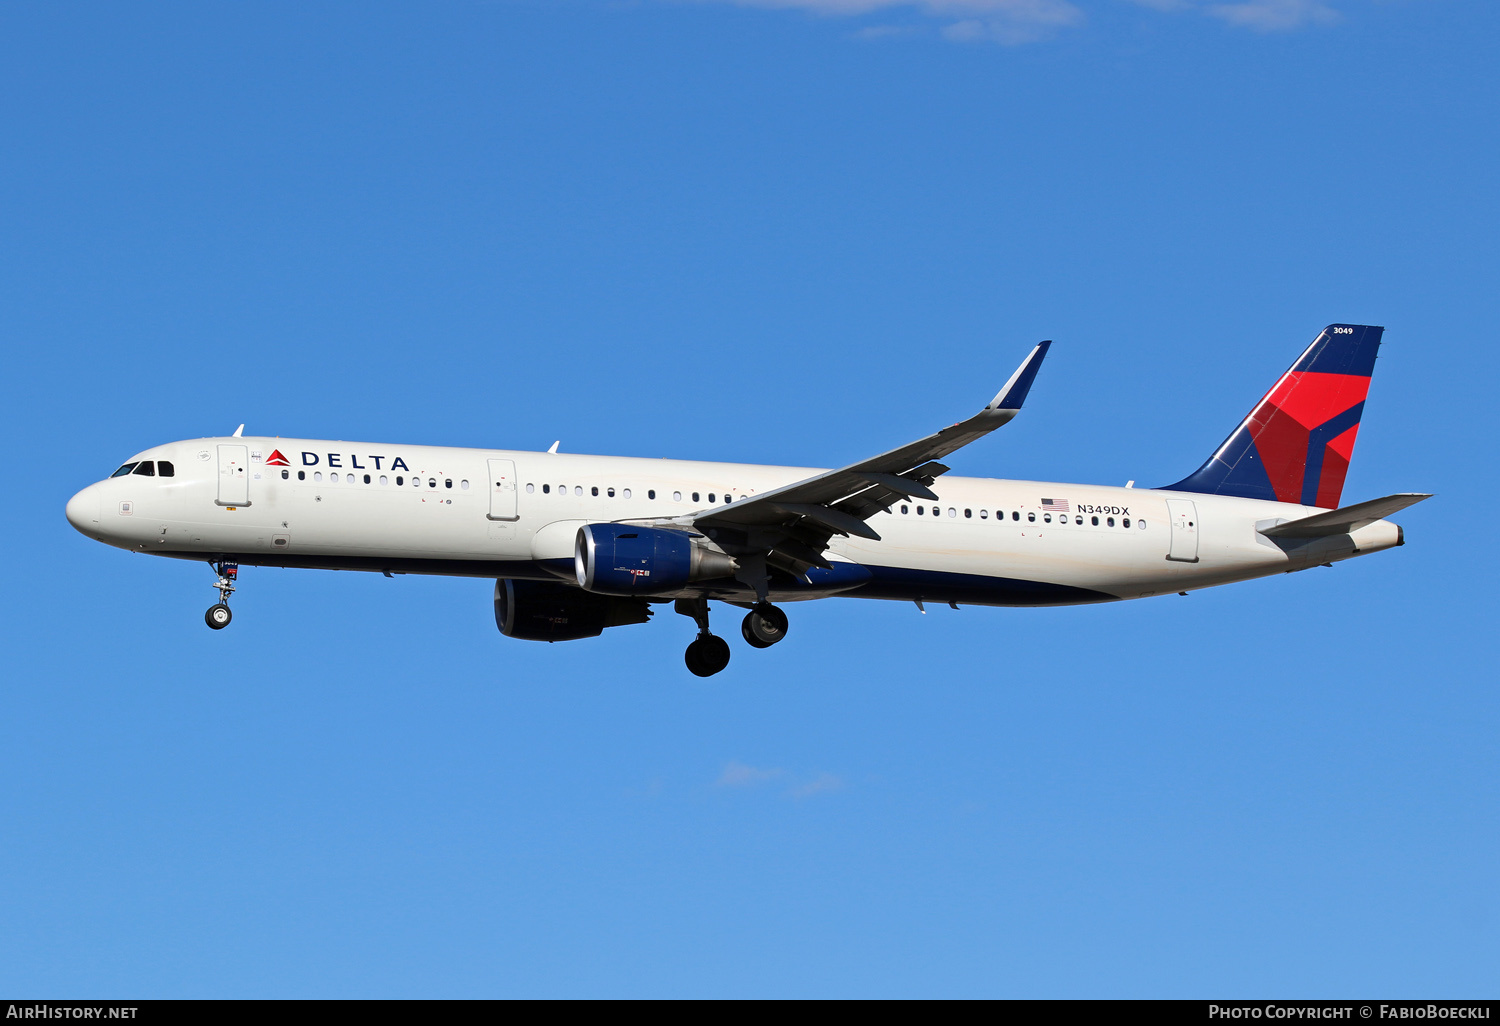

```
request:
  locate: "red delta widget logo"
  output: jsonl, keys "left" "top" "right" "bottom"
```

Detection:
{"left": 1164, "top": 324, "right": 1380, "bottom": 509}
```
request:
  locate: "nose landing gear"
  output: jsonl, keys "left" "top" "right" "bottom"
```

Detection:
{"left": 741, "top": 603, "right": 789, "bottom": 648}
{"left": 205, "top": 560, "right": 237, "bottom": 630}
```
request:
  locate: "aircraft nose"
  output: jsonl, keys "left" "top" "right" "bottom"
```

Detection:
{"left": 65, "top": 485, "right": 101, "bottom": 534}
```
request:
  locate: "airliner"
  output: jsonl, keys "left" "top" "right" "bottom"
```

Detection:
{"left": 65, "top": 324, "right": 1426, "bottom": 676}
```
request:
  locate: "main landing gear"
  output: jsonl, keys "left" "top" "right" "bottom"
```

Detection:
{"left": 676, "top": 597, "right": 730, "bottom": 677}
{"left": 205, "top": 560, "right": 237, "bottom": 630}
{"left": 685, "top": 633, "right": 731, "bottom": 678}
{"left": 675, "top": 598, "right": 789, "bottom": 677}
{"left": 741, "top": 602, "right": 789, "bottom": 649}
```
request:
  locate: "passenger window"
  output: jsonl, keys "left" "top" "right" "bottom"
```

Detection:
{"left": 931, "top": 506, "right": 940, "bottom": 516}
{"left": 901, "top": 505, "right": 909, "bottom": 514}
{"left": 708, "top": 493, "right": 715, "bottom": 503}
{"left": 133, "top": 461, "right": 155, "bottom": 476}
{"left": 1107, "top": 517, "right": 1115, "bottom": 527}
{"left": 542, "top": 484, "right": 549, "bottom": 493}
{"left": 692, "top": 492, "right": 700, "bottom": 502}
{"left": 347, "top": 474, "right": 356, "bottom": 484}
{"left": 110, "top": 463, "right": 138, "bottom": 478}
{"left": 623, "top": 488, "right": 631, "bottom": 499}
{"left": 461, "top": 480, "right": 469, "bottom": 490}
{"left": 607, "top": 487, "right": 615, "bottom": 498}
{"left": 1122, "top": 518, "right": 1130, "bottom": 528}
{"left": 673, "top": 491, "right": 682, "bottom": 502}
{"left": 429, "top": 479, "right": 437, "bottom": 488}
{"left": 945, "top": 508, "right": 954, "bottom": 518}
{"left": 158, "top": 461, "right": 174, "bottom": 477}
{"left": 380, "top": 475, "right": 388, "bottom": 485}
{"left": 591, "top": 486, "right": 598, "bottom": 496}
{"left": 298, "top": 471, "right": 306, "bottom": 481}
{"left": 980, "top": 510, "right": 987, "bottom": 519}
{"left": 574, "top": 485, "right": 582, "bottom": 496}
{"left": 1043, "top": 514, "right": 1052, "bottom": 523}
{"left": 1012, "top": 511, "right": 1020, "bottom": 521}
{"left": 395, "top": 476, "right": 403, "bottom": 486}
{"left": 281, "top": 470, "right": 289, "bottom": 480}
{"left": 315, "top": 472, "right": 324, "bottom": 482}
{"left": 1138, "top": 519, "right": 1146, "bottom": 529}
{"left": 1091, "top": 516, "right": 1098, "bottom": 526}
{"left": 364, "top": 474, "right": 371, "bottom": 484}
{"left": 1075, "top": 515, "right": 1082, "bottom": 525}
{"left": 445, "top": 479, "right": 453, "bottom": 489}
{"left": 648, "top": 490, "right": 656, "bottom": 500}
{"left": 1027, "top": 512, "right": 1036, "bottom": 522}
{"left": 917, "top": 506, "right": 924, "bottom": 515}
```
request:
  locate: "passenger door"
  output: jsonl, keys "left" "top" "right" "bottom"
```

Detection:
{"left": 487, "top": 458, "right": 519, "bottom": 521}
{"left": 1165, "top": 498, "right": 1199, "bottom": 562}
{"left": 216, "top": 444, "right": 250, "bottom": 507}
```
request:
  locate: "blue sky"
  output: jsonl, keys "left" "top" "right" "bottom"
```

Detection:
{"left": 1, "top": 0, "right": 1496, "bottom": 997}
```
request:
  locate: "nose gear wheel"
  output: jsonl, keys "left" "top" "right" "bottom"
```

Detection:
{"left": 205, "top": 560, "right": 238, "bottom": 630}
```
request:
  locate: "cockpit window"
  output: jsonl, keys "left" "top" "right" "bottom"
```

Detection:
{"left": 111, "top": 463, "right": 138, "bottom": 478}
{"left": 158, "top": 461, "right": 174, "bottom": 477}
{"left": 132, "top": 461, "right": 155, "bottom": 477}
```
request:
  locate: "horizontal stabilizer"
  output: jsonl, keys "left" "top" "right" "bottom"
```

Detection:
{"left": 1258, "top": 493, "right": 1431, "bottom": 539}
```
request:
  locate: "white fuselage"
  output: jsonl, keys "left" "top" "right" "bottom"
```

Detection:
{"left": 64, "top": 435, "right": 1404, "bottom": 607}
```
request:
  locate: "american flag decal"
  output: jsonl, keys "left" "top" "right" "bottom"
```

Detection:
{"left": 1041, "top": 498, "right": 1070, "bottom": 512}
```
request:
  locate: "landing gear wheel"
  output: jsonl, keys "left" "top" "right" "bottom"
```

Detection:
{"left": 205, "top": 560, "right": 238, "bottom": 630}
{"left": 741, "top": 603, "right": 789, "bottom": 648}
{"left": 685, "top": 633, "right": 731, "bottom": 677}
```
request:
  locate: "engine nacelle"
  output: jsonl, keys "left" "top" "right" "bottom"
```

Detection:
{"left": 575, "top": 523, "right": 738, "bottom": 596}
{"left": 494, "top": 579, "right": 650, "bottom": 642}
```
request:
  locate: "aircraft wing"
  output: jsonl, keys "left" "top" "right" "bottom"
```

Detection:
{"left": 686, "top": 341, "right": 1052, "bottom": 576}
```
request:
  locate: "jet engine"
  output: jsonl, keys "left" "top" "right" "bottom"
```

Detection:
{"left": 494, "top": 578, "right": 651, "bottom": 642}
{"left": 575, "top": 523, "right": 738, "bottom": 596}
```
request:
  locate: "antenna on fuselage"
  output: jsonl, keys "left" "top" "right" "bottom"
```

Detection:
{"left": 232, "top": 424, "right": 244, "bottom": 437}
{"left": 547, "top": 440, "right": 560, "bottom": 454}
